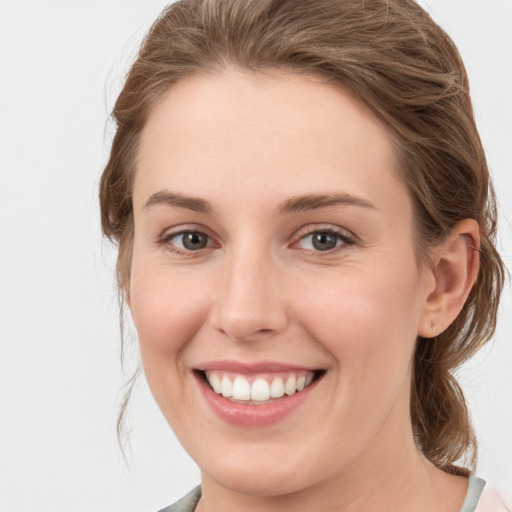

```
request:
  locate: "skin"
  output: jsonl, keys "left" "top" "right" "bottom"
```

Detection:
{"left": 129, "top": 68, "right": 479, "bottom": 512}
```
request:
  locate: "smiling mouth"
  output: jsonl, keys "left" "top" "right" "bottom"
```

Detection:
{"left": 196, "top": 369, "right": 326, "bottom": 404}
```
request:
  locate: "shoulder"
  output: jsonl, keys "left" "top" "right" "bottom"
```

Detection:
{"left": 475, "top": 484, "right": 511, "bottom": 512}
{"left": 460, "top": 477, "right": 510, "bottom": 512}
{"left": 157, "top": 486, "right": 201, "bottom": 512}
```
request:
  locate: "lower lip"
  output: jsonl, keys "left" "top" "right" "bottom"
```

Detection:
{"left": 194, "top": 372, "right": 322, "bottom": 427}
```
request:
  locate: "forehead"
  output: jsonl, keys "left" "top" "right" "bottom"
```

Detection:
{"left": 134, "top": 67, "right": 408, "bottom": 216}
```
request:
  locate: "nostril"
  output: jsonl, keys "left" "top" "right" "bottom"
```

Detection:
{"left": 215, "top": 325, "right": 280, "bottom": 343}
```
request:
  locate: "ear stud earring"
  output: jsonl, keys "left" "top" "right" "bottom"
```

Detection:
{"left": 430, "top": 321, "right": 437, "bottom": 333}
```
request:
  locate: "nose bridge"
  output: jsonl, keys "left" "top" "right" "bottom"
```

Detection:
{"left": 212, "top": 239, "right": 287, "bottom": 341}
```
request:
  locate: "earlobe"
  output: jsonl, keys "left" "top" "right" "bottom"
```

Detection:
{"left": 418, "top": 219, "right": 480, "bottom": 338}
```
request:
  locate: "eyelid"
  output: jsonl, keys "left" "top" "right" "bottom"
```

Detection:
{"left": 158, "top": 223, "right": 212, "bottom": 241}
{"left": 157, "top": 225, "right": 218, "bottom": 254}
{"left": 291, "top": 224, "right": 357, "bottom": 251}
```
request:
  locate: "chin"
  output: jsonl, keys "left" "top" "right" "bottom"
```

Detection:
{"left": 195, "top": 443, "right": 333, "bottom": 498}
{"left": 205, "top": 463, "right": 313, "bottom": 497}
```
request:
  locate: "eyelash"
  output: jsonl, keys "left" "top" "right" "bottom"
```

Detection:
{"left": 160, "top": 230, "right": 216, "bottom": 256}
{"left": 159, "top": 226, "right": 356, "bottom": 256}
{"left": 293, "top": 227, "right": 356, "bottom": 253}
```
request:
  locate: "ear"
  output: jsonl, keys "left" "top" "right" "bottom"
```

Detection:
{"left": 418, "top": 219, "right": 480, "bottom": 338}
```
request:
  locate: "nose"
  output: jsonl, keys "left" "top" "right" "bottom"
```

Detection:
{"left": 209, "top": 246, "right": 288, "bottom": 342}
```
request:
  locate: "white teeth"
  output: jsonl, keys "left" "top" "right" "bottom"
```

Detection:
{"left": 204, "top": 371, "right": 318, "bottom": 401}
{"left": 232, "top": 376, "right": 251, "bottom": 400}
{"left": 251, "top": 378, "right": 270, "bottom": 401}
{"left": 221, "top": 375, "right": 233, "bottom": 397}
{"left": 284, "top": 376, "right": 297, "bottom": 396}
{"left": 270, "top": 377, "right": 285, "bottom": 398}
{"left": 209, "top": 372, "right": 222, "bottom": 394}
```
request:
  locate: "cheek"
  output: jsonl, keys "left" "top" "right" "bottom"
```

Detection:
{"left": 128, "top": 259, "right": 215, "bottom": 431}
{"left": 129, "top": 255, "right": 210, "bottom": 371}
{"left": 292, "top": 262, "right": 422, "bottom": 380}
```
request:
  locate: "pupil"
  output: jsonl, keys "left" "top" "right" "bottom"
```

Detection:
{"left": 312, "top": 232, "right": 337, "bottom": 251}
{"left": 183, "top": 232, "right": 207, "bottom": 250}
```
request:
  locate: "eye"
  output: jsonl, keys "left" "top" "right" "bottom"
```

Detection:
{"left": 296, "top": 229, "right": 355, "bottom": 252}
{"left": 166, "top": 230, "right": 211, "bottom": 252}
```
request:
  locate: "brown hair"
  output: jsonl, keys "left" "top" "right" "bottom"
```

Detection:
{"left": 100, "top": 0, "right": 505, "bottom": 473}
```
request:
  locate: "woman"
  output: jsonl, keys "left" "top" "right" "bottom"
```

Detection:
{"left": 99, "top": 0, "right": 507, "bottom": 510}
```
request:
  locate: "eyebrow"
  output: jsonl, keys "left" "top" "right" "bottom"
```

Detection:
{"left": 143, "top": 190, "right": 377, "bottom": 215}
{"left": 278, "top": 193, "right": 378, "bottom": 214}
{"left": 144, "top": 191, "right": 213, "bottom": 214}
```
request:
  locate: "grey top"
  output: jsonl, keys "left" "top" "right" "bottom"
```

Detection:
{"left": 460, "top": 476, "right": 486, "bottom": 512}
{"left": 159, "top": 475, "right": 486, "bottom": 512}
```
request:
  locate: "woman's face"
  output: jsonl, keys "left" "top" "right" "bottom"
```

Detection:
{"left": 130, "top": 69, "right": 433, "bottom": 495}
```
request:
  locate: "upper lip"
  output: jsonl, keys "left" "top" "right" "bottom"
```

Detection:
{"left": 195, "top": 360, "right": 322, "bottom": 375}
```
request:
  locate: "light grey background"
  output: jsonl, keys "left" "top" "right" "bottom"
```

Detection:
{"left": 0, "top": 1, "right": 510, "bottom": 511}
